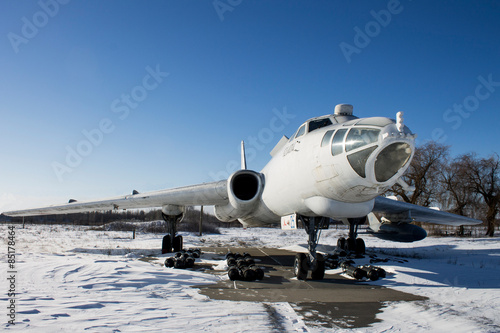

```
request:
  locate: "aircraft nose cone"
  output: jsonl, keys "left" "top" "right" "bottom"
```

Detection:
{"left": 374, "top": 142, "right": 412, "bottom": 182}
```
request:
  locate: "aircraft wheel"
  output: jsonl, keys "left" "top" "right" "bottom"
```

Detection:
{"left": 311, "top": 254, "right": 325, "bottom": 280}
{"left": 294, "top": 253, "right": 308, "bottom": 280}
{"left": 173, "top": 235, "right": 183, "bottom": 253}
{"left": 346, "top": 238, "right": 356, "bottom": 252}
{"left": 356, "top": 238, "right": 366, "bottom": 254}
{"left": 337, "top": 237, "right": 346, "bottom": 250}
{"left": 162, "top": 235, "right": 172, "bottom": 254}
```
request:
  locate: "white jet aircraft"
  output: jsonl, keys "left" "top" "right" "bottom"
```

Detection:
{"left": 4, "top": 104, "right": 481, "bottom": 280}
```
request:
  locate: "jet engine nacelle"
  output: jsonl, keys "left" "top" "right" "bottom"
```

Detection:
{"left": 371, "top": 222, "right": 427, "bottom": 242}
{"left": 214, "top": 170, "right": 264, "bottom": 222}
{"left": 162, "top": 204, "right": 185, "bottom": 222}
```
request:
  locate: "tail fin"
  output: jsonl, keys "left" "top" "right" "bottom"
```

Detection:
{"left": 241, "top": 141, "right": 247, "bottom": 170}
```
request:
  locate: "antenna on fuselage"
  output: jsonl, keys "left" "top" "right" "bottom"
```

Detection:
{"left": 241, "top": 140, "right": 247, "bottom": 170}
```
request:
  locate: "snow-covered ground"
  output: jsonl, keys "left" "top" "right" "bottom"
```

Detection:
{"left": 1, "top": 223, "right": 499, "bottom": 332}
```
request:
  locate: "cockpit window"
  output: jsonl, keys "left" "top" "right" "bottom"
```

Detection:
{"left": 309, "top": 118, "right": 333, "bottom": 132}
{"left": 321, "top": 130, "right": 334, "bottom": 147}
{"left": 355, "top": 117, "right": 394, "bottom": 127}
{"left": 331, "top": 129, "right": 347, "bottom": 156}
{"left": 295, "top": 124, "right": 306, "bottom": 139}
{"left": 345, "top": 128, "right": 380, "bottom": 152}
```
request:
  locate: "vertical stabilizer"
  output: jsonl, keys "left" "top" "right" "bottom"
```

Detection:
{"left": 241, "top": 141, "right": 247, "bottom": 170}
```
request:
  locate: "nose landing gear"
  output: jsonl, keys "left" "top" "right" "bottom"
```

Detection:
{"left": 337, "top": 217, "right": 366, "bottom": 255}
{"left": 293, "top": 216, "right": 367, "bottom": 280}
{"left": 293, "top": 216, "right": 329, "bottom": 280}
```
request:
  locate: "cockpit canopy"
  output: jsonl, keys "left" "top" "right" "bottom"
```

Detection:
{"left": 289, "top": 110, "right": 413, "bottom": 184}
{"left": 291, "top": 113, "right": 358, "bottom": 140}
{"left": 317, "top": 117, "right": 413, "bottom": 183}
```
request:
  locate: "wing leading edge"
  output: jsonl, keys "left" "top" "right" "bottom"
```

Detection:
{"left": 4, "top": 181, "right": 229, "bottom": 217}
{"left": 373, "top": 196, "right": 482, "bottom": 226}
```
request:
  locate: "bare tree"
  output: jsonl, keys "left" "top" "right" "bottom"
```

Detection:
{"left": 389, "top": 141, "right": 449, "bottom": 207}
{"left": 440, "top": 158, "right": 480, "bottom": 235}
{"left": 458, "top": 153, "right": 500, "bottom": 237}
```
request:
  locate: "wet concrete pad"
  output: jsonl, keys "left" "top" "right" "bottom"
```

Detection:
{"left": 197, "top": 247, "right": 426, "bottom": 329}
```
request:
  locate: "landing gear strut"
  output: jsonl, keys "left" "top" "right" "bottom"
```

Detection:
{"left": 293, "top": 216, "right": 328, "bottom": 280}
{"left": 161, "top": 213, "right": 184, "bottom": 254}
{"left": 337, "top": 217, "right": 366, "bottom": 254}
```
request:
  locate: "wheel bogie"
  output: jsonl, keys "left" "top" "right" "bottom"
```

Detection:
{"left": 311, "top": 256, "right": 325, "bottom": 280}
{"left": 294, "top": 253, "right": 308, "bottom": 280}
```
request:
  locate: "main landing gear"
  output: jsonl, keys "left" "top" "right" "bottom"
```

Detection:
{"left": 294, "top": 216, "right": 329, "bottom": 280}
{"left": 293, "top": 216, "right": 367, "bottom": 280}
{"left": 337, "top": 217, "right": 366, "bottom": 255}
{"left": 161, "top": 213, "right": 184, "bottom": 254}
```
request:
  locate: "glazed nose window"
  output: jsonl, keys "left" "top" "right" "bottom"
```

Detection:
{"left": 347, "top": 146, "right": 378, "bottom": 178}
{"left": 345, "top": 128, "right": 380, "bottom": 152}
{"left": 375, "top": 143, "right": 412, "bottom": 182}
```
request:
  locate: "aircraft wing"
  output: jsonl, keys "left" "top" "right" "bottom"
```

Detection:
{"left": 372, "top": 196, "right": 482, "bottom": 226}
{"left": 3, "top": 181, "right": 229, "bottom": 217}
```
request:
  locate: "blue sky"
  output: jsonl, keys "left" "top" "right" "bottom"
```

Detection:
{"left": 1, "top": 0, "right": 499, "bottom": 211}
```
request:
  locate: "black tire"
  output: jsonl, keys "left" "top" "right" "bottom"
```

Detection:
{"left": 162, "top": 235, "right": 172, "bottom": 254}
{"left": 192, "top": 249, "right": 201, "bottom": 258}
{"left": 366, "top": 269, "right": 379, "bottom": 281}
{"left": 173, "top": 235, "right": 183, "bottom": 253}
{"left": 294, "top": 253, "right": 308, "bottom": 280}
{"left": 236, "top": 258, "right": 247, "bottom": 268}
{"left": 174, "top": 258, "right": 185, "bottom": 269}
{"left": 228, "top": 266, "right": 240, "bottom": 280}
{"left": 241, "top": 266, "right": 256, "bottom": 281}
{"left": 356, "top": 238, "right": 366, "bottom": 254}
{"left": 164, "top": 257, "right": 175, "bottom": 268}
{"left": 337, "top": 237, "right": 346, "bottom": 250}
{"left": 346, "top": 238, "right": 356, "bottom": 252}
{"left": 376, "top": 267, "right": 386, "bottom": 278}
{"left": 185, "top": 257, "right": 195, "bottom": 269}
{"left": 311, "top": 254, "right": 325, "bottom": 280}
{"left": 252, "top": 266, "right": 264, "bottom": 280}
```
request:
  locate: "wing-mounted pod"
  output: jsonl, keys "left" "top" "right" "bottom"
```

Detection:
{"left": 162, "top": 204, "right": 186, "bottom": 222}
{"left": 214, "top": 170, "right": 264, "bottom": 222}
{"left": 367, "top": 212, "right": 427, "bottom": 242}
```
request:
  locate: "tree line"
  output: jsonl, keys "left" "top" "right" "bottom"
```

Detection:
{"left": 388, "top": 141, "right": 499, "bottom": 236}
{"left": 8, "top": 206, "right": 241, "bottom": 231}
